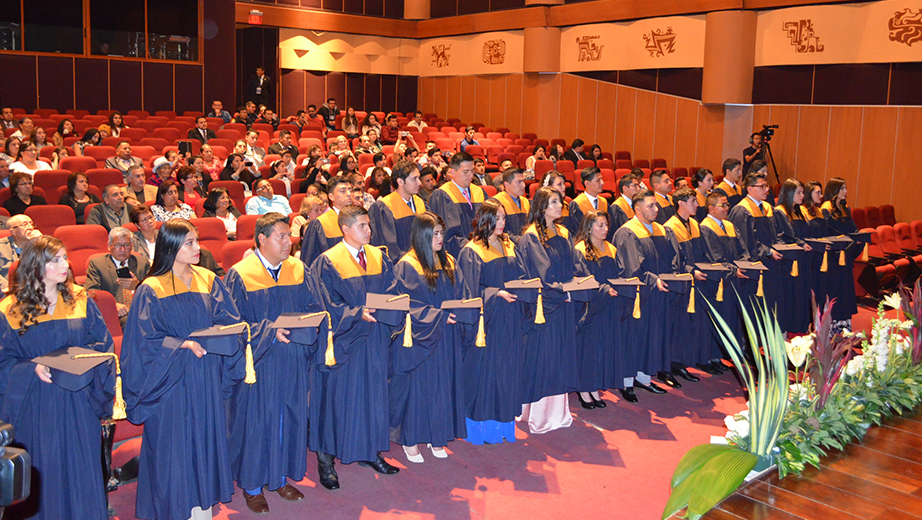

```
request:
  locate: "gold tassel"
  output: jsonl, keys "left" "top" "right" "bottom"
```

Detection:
{"left": 839, "top": 250, "right": 845, "bottom": 266}
{"left": 242, "top": 323, "right": 256, "bottom": 384}
{"left": 632, "top": 287, "right": 641, "bottom": 319}
{"left": 791, "top": 259, "right": 799, "bottom": 277}
{"left": 687, "top": 279, "right": 695, "bottom": 314}
{"left": 820, "top": 251, "right": 828, "bottom": 272}
{"left": 757, "top": 272, "right": 764, "bottom": 297}
{"left": 475, "top": 307, "right": 486, "bottom": 347}
{"left": 73, "top": 352, "right": 126, "bottom": 420}
{"left": 717, "top": 279, "right": 724, "bottom": 302}
{"left": 860, "top": 243, "right": 869, "bottom": 262}
{"left": 324, "top": 312, "right": 336, "bottom": 366}
{"left": 403, "top": 312, "right": 413, "bottom": 347}
{"left": 535, "top": 288, "right": 546, "bottom": 324}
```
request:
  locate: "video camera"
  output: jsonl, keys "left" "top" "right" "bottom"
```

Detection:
{"left": 0, "top": 422, "right": 30, "bottom": 508}
{"left": 758, "top": 124, "right": 779, "bottom": 142}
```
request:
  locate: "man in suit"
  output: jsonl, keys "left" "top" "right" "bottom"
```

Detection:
{"left": 248, "top": 67, "right": 272, "bottom": 108}
{"left": 562, "top": 138, "right": 587, "bottom": 167}
{"left": 267, "top": 130, "right": 298, "bottom": 161}
{"left": 87, "top": 185, "right": 131, "bottom": 232}
{"left": 0, "top": 214, "right": 41, "bottom": 292}
{"left": 471, "top": 158, "right": 490, "bottom": 187}
{"left": 187, "top": 116, "right": 216, "bottom": 144}
{"left": 122, "top": 165, "right": 158, "bottom": 207}
{"left": 105, "top": 141, "right": 144, "bottom": 183}
{"left": 85, "top": 227, "right": 150, "bottom": 327}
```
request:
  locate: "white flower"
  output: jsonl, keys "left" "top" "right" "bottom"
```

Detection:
{"left": 785, "top": 335, "right": 813, "bottom": 368}
{"left": 845, "top": 355, "right": 864, "bottom": 377}
{"left": 788, "top": 383, "right": 811, "bottom": 403}
{"left": 882, "top": 292, "right": 902, "bottom": 310}
{"left": 900, "top": 321, "right": 914, "bottom": 331}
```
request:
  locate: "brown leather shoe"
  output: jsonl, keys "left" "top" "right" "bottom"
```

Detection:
{"left": 243, "top": 490, "right": 269, "bottom": 514}
{"left": 275, "top": 484, "right": 304, "bottom": 501}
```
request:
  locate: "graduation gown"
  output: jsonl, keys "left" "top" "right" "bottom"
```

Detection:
{"left": 821, "top": 201, "right": 859, "bottom": 320}
{"left": 457, "top": 237, "right": 527, "bottom": 423}
{"left": 715, "top": 181, "right": 744, "bottom": 207}
{"left": 803, "top": 207, "right": 832, "bottom": 308}
{"left": 492, "top": 191, "right": 530, "bottom": 244}
{"left": 0, "top": 288, "right": 114, "bottom": 520}
{"left": 569, "top": 193, "right": 608, "bottom": 236}
{"left": 695, "top": 190, "right": 709, "bottom": 222}
{"left": 728, "top": 197, "right": 779, "bottom": 316}
{"left": 300, "top": 209, "right": 344, "bottom": 268}
{"left": 699, "top": 216, "right": 750, "bottom": 346}
{"left": 224, "top": 254, "right": 324, "bottom": 491}
{"left": 606, "top": 196, "right": 635, "bottom": 242}
{"left": 574, "top": 241, "right": 630, "bottom": 390}
{"left": 369, "top": 192, "right": 427, "bottom": 262}
{"left": 427, "top": 182, "right": 485, "bottom": 258}
{"left": 516, "top": 223, "right": 583, "bottom": 402}
{"left": 389, "top": 251, "right": 467, "bottom": 447}
{"left": 121, "top": 267, "right": 243, "bottom": 520}
{"left": 558, "top": 200, "right": 579, "bottom": 238}
{"left": 654, "top": 192, "right": 676, "bottom": 225}
{"left": 613, "top": 217, "right": 680, "bottom": 375}
{"left": 773, "top": 207, "right": 813, "bottom": 333}
{"left": 309, "top": 242, "right": 401, "bottom": 464}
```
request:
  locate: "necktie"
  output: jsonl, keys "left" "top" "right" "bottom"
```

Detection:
{"left": 408, "top": 197, "right": 415, "bottom": 213}
{"left": 462, "top": 188, "right": 472, "bottom": 208}
{"left": 514, "top": 197, "right": 521, "bottom": 210}
{"left": 357, "top": 250, "right": 367, "bottom": 271}
{"left": 592, "top": 198, "right": 598, "bottom": 210}
{"left": 268, "top": 265, "right": 280, "bottom": 282}
{"left": 719, "top": 221, "right": 726, "bottom": 233}
{"left": 201, "top": 129, "right": 207, "bottom": 141}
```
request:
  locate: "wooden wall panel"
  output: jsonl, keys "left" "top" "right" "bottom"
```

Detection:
{"left": 38, "top": 56, "right": 75, "bottom": 113}
{"left": 614, "top": 86, "right": 636, "bottom": 156}
{"left": 418, "top": 76, "right": 434, "bottom": 114}
{"left": 397, "top": 76, "right": 418, "bottom": 113}
{"left": 489, "top": 75, "right": 507, "bottom": 131}
{"left": 365, "top": 74, "right": 382, "bottom": 113}
{"left": 595, "top": 82, "right": 617, "bottom": 156}
{"left": 794, "top": 106, "right": 830, "bottom": 183}
{"left": 381, "top": 75, "right": 397, "bottom": 113}
{"left": 674, "top": 98, "right": 698, "bottom": 170}
{"left": 326, "top": 72, "right": 347, "bottom": 109}
{"left": 856, "top": 107, "right": 898, "bottom": 209}
{"left": 521, "top": 74, "right": 540, "bottom": 138}
{"left": 74, "top": 59, "right": 109, "bottom": 115}
{"left": 143, "top": 62, "right": 175, "bottom": 113}
{"left": 534, "top": 74, "right": 561, "bottom": 142}
{"left": 892, "top": 108, "right": 922, "bottom": 223}
{"left": 557, "top": 74, "right": 579, "bottom": 143}
{"left": 696, "top": 104, "right": 724, "bottom": 170}
{"left": 345, "top": 73, "right": 365, "bottom": 111}
{"left": 0, "top": 55, "right": 38, "bottom": 112}
{"left": 280, "top": 70, "right": 305, "bottom": 119}
{"left": 460, "top": 76, "right": 477, "bottom": 127}
{"left": 825, "top": 107, "right": 863, "bottom": 202}
{"left": 652, "top": 95, "right": 677, "bottom": 167}
{"left": 473, "top": 75, "right": 491, "bottom": 128}
{"left": 633, "top": 89, "right": 656, "bottom": 164}
{"left": 175, "top": 65, "right": 205, "bottom": 115}
{"left": 109, "top": 61, "right": 143, "bottom": 114}
{"left": 762, "top": 105, "right": 800, "bottom": 181}
{"left": 576, "top": 77, "right": 597, "bottom": 148}
{"left": 505, "top": 74, "right": 523, "bottom": 137}
{"left": 446, "top": 77, "right": 462, "bottom": 122}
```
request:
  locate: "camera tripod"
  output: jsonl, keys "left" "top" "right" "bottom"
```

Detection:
{"left": 763, "top": 141, "right": 780, "bottom": 184}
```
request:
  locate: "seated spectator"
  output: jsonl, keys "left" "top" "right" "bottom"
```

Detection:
{"left": 202, "top": 187, "right": 241, "bottom": 240}
{"left": 233, "top": 139, "right": 261, "bottom": 180}
{"left": 299, "top": 144, "right": 323, "bottom": 167}
{"left": 109, "top": 111, "right": 128, "bottom": 137}
{"left": 188, "top": 116, "right": 216, "bottom": 144}
{"left": 525, "top": 145, "right": 546, "bottom": 177}
{"left": 73, "top": 129, "right": 100, "bottom": 156}
{"left": 472, "top": 157, "right": 490, "bottom": 186}
{"left": 151, "top": 180, "right": 194, "bottom": 222}
{"left": 0, "top": 158, "right": 9, "bottom": 188}
{"left": 10, "top": 142, "right": 51, "bottom": 175}
{"left": 363, "top": 152, "right": 391, "bottom": 180}
{"left": 317, "top": 97, "right": 338, "bottom": 131}
{"left": 354, "top": 134, "right": 374, "bottom": 155}
{"left": 245, "top": 178, "right": 290, "bottom": 215}
{"left": 231, "top": 106, "right": 251, "bottom": 128}
{"left": 420, "top": 147, "right": 447, "bottom": 172}
{"left": 380, "top": 114, "right": 400, "bottom": 145}
{"left": 122, "top": 165, "right": 157, "bottom": 206}
{"left": 368, "top": 166, "right": 392, "bottom": 199}
{"left": 257, "top": 108, "right": 280, "bottom": 130}
{"left": 177, "top": 166, "right": 206, "bottom": 208}
{"left": 243, "top": 130, "right": 266, "bottom": 167}
{"left": 0, "top": 214, "right": 41, "bottom": 291}
{"left": 349, "top": 172, "right": 375, "bottom": 210}
{"left": 58, "top": 172, "right": 102, "bottom": 225}
{"left": 52, "top": 119, "right": 74, "bottom": 147}
{"left": 267, "top": 129, "right": 298, "bottom": 160}
{"left": 459, "top": 126, "right": 479, "bottom": 152}
{"left": 208, "top": 100, "right": 232, "bottom": 123}
{"left": 220, "top": 153, "right": 255, "bottom": 190}
{"left": 129, "top": 204, "right": 157, "bottom": 262}
{"left": 548, "top": 143, "right": 565, "bottom": 164}
{"left": 268, "top": 158, "right": 295, "bottom": 197}
{"left": 498, "top": 159, "right": 514, "bottom": 173}
{"left": 84, "top": 226, "right": 150, "bottom": 327}
{"left": 298, "top": 155, "right": 330, "bottom": 193}
{"left": 51, "top": 147, "right": 68, "bottom": 170}
{"left": 97, "top": 124, "right": 111, "bottom": 139}
{"left": 305, "top": 105, "right": 326, "bottom": 137}
{"left": 341, "top": 107, "right": 360, "bottom": 139}
{"left": 327, "top": 135, "right": 352, "bottom": 160}
{"left": 366, "top": 129, "right": 383, "bottom": 154}
{"left": 562, "top": 138, "right": 586, "bottom": 166}
{"left": 1, "top": 136, "right": 20, "bottom": 165}
{"left": 361, "top": 113, "right": 382, "bottom": 137}
{"left": 29, "top": 127, "right": 51, "bottom": 149}
{"left": 0, "top": 108, "right": 13, "bottom": 130}
{"left": 200, "top": 144, "right": 224, "bottom": 183}
{"left": 105, "top": 141, "right": 144, "bottom": 182}
{"left": 407, "top": 111, "right": 428, "bottom": 131}
{"left": 87, "top": 184, "right": 131, "bottom": 232}
{"left": 2, "top": 172, "right": 45, "bottom": 216}
{"left": 10, "top": 117, "right": 34, "bottom": 139}
{"left": 417, "top": 166, "right": 437, "bottom": 203}
{"left": 148, "top": 157, "right": 174, "bottom": 187}
{"left": 339, "top": 154, "right": 359, "bottom": 178}
{"left": 290, "top": 194, "right": 325, "bottom": 240}
{"left": 588, "top": 144, "right": 603, "bottom": 164}
{"left": 188, "top": 155, "right": 207, "bottom": 184}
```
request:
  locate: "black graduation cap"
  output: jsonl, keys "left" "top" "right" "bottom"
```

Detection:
{"left": 32, "top": 346, "right": 111, "bottom": 392}
{"left": 560, "top": 275, "right": 600, "bottom": 302}
{"left": 608, "top": 278, "right": 644, "bottom": 299}
{"left": 658, "top": 273, "right": 694, "bottom": 294}
{"left": 804, "top": 238, "right": 833, "bottom": 250}
{"left": 848, "top": 231, "right": 872, "bottom": 243}
{"left": 773, "top": 243, "right": 803, "bottom": 260}
{"left": 824, "top": 235, "right": 856, "bottom": 250}
{"left": 734, "top": 260, "right": 769, "bottom": 271}
{"left": 273, "top": 312, "right": 326, "bottom": 347}
{"left": 365, "top": 293, "right": 409, "bottom": 326}
{"left": 441, "top": 297, "right": 482, "bottom": 325}
{"left": 503, "top": 278, "right": 541, "bottom": 303}
{"left": 189, "top": 323, "right": 246, "bottom": 356}
{"left": 693, "top": 263, "right": 731, "bottom": 280}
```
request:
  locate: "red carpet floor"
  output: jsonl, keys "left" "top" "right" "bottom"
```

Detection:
{"left": 103, "top": 305, "right": 884, "bottom": 520}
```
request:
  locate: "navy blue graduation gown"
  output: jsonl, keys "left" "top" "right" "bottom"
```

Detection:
{"left": 569, "top": 194, "right": 608, "bottom": 239}
{"left": 773, "top": 207, "right": 813, "bottom": 333}
{"left": 427, "top": 182, "right": 485, "bottom": 258}
{"left": 728, "top": 197, "right": 780, "bottom": 316}
{"left": 606, "top": 196, "right": 635, "bottom": 242}
{"left": 224, "top": 254, "right": 324, "bottom": 491}
{"left": 613, "top": 217, "right": 679, "bottom": 375}
{"left": 804, "top": 208, "right": 833, "bottom": 308}
{"left": 309, "top": 242, "right": 401, "bottom": 464}
{"left": 715, "top": 181, "right": 745, "bottom": 208}
{"left": 699, "top": 216, "right": 751, "bottom": 347}
{"left": 821, "top": 202, "right": 859, "bottom": 321}
{"left": 515, "top": 223, "right": 583, "bottom": 402}
{"left": 694, "top": 191, "right": 709, "bottom": 223}
{"left": 300, "top": 209, "right": 344, "bottom": 268}
{"left": 389, "top": 251, "right": 467, "bottom": 447}
{"left": 457, "top": 237, "right": 527, "bottom": 422}
{"left": 369, "top": 192, "right": 427, "bottom": 262}
{"left": 121, "top": 267, "right": 243, "bottom": 520}
{"left": 574, "top": 241, "right": 629, "bottom": 390}
{"left": 0, "top": 289, "right": 114, "bottom": 520}
{"left": 492, "top": 192, "right": 530, "bottom": 244}
{"left": 654, "top": 192, "right": 676, "bottom": 225}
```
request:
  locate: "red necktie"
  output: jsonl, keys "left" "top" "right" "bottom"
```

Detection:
{"left": 462, "top": 188, "right": 472, "bottom": 208}
{"left": 357, "top": 250, "right": 367, "bottom": 271}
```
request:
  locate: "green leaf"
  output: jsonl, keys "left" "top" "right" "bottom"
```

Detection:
{"left": 686, "top": 450, "right": 759, "bottom": 516}
{"left": 670, "top": 444, "right": 739, "bottom": 488}
{"left": 662, "top": 473, "right": 696, "bottom": 519}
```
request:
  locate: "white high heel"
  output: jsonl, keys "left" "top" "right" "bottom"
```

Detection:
{"left": 403, "top": 445, "right": 424, "bottom": 463}
{"left": 427, "top": 444, "right": 448, "bottom": 459}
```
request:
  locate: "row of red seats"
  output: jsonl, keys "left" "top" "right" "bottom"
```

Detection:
{"left": 855, "top": 220, "right": 922, "bottom": 299}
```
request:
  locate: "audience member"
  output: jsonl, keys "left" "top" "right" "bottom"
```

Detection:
{"left": 562, "top": 138, "right": 586, "bottom": 167}
{"left": 10, "top": 117, "right": 33, "bottom": 139}
{"left": 246, "top": 178, "right": 290, "bottom": 215}
{"left": 148, "top": 157, "right": 174, "bottom": 187}
{"left": 105, "top": 141, "right": 144, "bottom": 182}
{"left": 177, "top": 166, "right": 206, "bottom": 208}
{"left": 380, "top": 115, "right": 400, "bottom": 145}
{"left": 459, "top": 126, "right": 479, "bottom": 152}
{"left": 317, "top": 97, "right": 339, "bottom": 131}
{"left": 0, "top": 158, "right": 9, "bottom": 188}
{"left": 73, "top": 129, "right": 100, "bottom": 156}
{"left": 128, "top": 204, "right": 158, "bottom": 262}
{"left": 408, "top": 111, "right": 428, "bottom": 130}
{"left": 0, "top": 214, "right": 41, "bottom": 291}
{"left": 208, "top": 100, "right": 232, "bottom": 123}
{"left": 361, "top": 113, "right": 382, "bottom": 137}
{"left": 188, "top": 116, "right": 216, "bottom": 144}
{"left": 52, "top": 119, "right": 74, "bottom": 147}
{"left": 123, "top": 165, "right": 157, "bottom": 206}
{"left": 341, "top": 107, "right": 360, "bottom": 138}
{"left": 58, "top": 172, "right": 102, "bottom": 225}
{"left": 109, "top": 111, "right": 128, "bottom": 137}
{"left": 2, "top": 172, "right": 45, "bottom": 216}
{"left": 10, "top": 142, "right": 51, "bottom": 175}
{"left": 30, "top": 127, "right": 52, "bottom": 149}
{"left": 87, "top": 184, "right": 131, "bottom": 232}
{"left": 1, "top": 136, "right": 20, "bottom": 165}
{"left": 151, "top": 180, "right": 194, "bottom": 222}
{"left": 202, "top": 187, "right": 241, "bottom": 239}
{"left": 85, "top": 226, "right": 150, "bottom": 326}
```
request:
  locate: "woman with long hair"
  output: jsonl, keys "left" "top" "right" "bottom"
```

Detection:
{"left": 151, "top": 180, "right": 194, "bottom": 222}
{"left": 1, "top": 135, "right": 21, "bottom": 164}
{"left": 525, "top": 145, "right": 546, "bottom": 174}
{"left": 341, "top": 107, "right": 360, "bottom": 139}
{"left": 588, "top": 144, "right": 603, "bottom": 164}
{"left": 368, "top": 166, "right": 392, "bottom": 199}
{"left": 0, "top": 235, "right": 115, "bottom": 520}
{"left": 390, "top": 212, "right": 468, "bottom": 463}
{"left": 219, "top": 153, "right": 255, "bottom": 188}
{"left": 516, "top": 187, "right": 584, "bottom": 433}
{"left": 821, "top": 177, "right": 860, "bottom": 330}
{"left": 457, "top": 199, "right": 527, "bottom": 444}
{"left": 773, "top": 179, "right": 813, "bottom": 334}
{"left": 30, "top": 126, "right": 52, "bottom": 149}
{"left": 73, "top": 129, "right": 100, "bottom": 156}
{"left": 58, "top": 172, "right": 101, "bottom": 225}
{"left": 109, "top": 112, "right": 128, "bottom": 137}
{"left": 122, "top": 219, "right": 243, "bottom": 520}
{"left": 539, "top": 171, "right": 576, "bottom": 235}
{"left": 361, "top": 113, "right": 382, "bottom": 137}
{"left": 802, "top": 181, "right": 831, "bottom": 306}
{"left": 691, "top": 168, "right": 714, "bottom": 222}
{"left": 52, "top": 119, "right": 74, "bottom": 147}
{"left": 202, "top": 187, "right": 241, "bottom": 240}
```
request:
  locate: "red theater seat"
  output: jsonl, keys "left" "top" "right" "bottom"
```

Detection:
{"left": 26, "top": 205, "right": 76, "bottom": 237}
{"left": 53, "top": 225, "right": 109, "bottom": 284}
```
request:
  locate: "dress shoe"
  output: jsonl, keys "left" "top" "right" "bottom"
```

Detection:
{"left": 403, "top": 445, "right": 424, "bottom": 463}
{"left": 634, "top": 380, "right": 667, "bottom": 394}
{"left": 711, "top": 361, "right": 729, "bottom": 374}
{"left": 358, "top": 454, "right": 400, "bottom": 475}
{"left": 317, "top": 453, "right": 340, "bottom": 491}
{"left": 275, "top": 484, "right": 304, "bottom": 501}
{"left": 696, "top": 363, "right": 722, "bottom": 376}
{"left": 427, "top": 444, "right": 449, "bottom": 459}
{"left": 673, "top": 367, "right": 700, "bottom": 382}
{"left": 243, "top": 490, "right": 269, "bottom": 514}
{"left": 591, "top": 395, "right": 607, "bottom": 408}
{"left": 577, "top": 393, "right": 595, "bottom": 409}
{"left": 657, "top": 371, "right": 682, "bottom": 388}
{"left": 619, "top": 387, "right": 638, "bottom": 403}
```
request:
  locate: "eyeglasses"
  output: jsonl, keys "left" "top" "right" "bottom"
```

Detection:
{"left": 256, "top": 185, "right": 272, "bottom": 192}
{"left": 17, "top": 181, "right": 33, "bottom": 187}
{"left": 138, "top": 216, "right": 155, "bottom": 223}
{"left": 714, "top": 203, "right": 730, "bottom": 208}
{"left": 752, "top": 184, "right": 769, "bottom": 190}
{"left": 111, "top": 242, "right": 132, "bottom": 250}
{"left": 9, "top": 221, "right": 34, "bottom": 230}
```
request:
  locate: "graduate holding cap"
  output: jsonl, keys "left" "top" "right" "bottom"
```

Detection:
{"left": 122, "top": 219, "right": 244, "bottom": 520}
{"left": 0, "top": 235, "right": 116, "bottom": 520}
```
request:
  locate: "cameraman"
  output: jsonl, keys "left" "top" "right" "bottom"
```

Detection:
{"left": 743, "top": 132, "right": 764, "bottom": 175}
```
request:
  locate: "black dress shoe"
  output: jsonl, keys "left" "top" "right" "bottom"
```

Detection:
{"left": 317, "top": 452, "right": 340, "bottom": 490}
{"left": 577, "top": 393, "right": 595, "bottom": 409}
{"left": 358, "top": 454, "right": 400, "bottom": 475}
{"left": 634, "top": 380, "right": 667, "bottom": 394}
{"left": 619, "top": 388, "right": 638, "bottom": 403}
{"left": 657, "top": 371, "right": 682, "bottom": 388}
{"left": 711, "top": 361, "right": 729, "bottom": 374}
{"left": 673, "top": 367, "right": 700, "bottom": 382}
{"left": 592, "top": 395, "right": 607, "bottom": 408}
{"left": 696, "top": 363, "right": 722, "bottom": 376}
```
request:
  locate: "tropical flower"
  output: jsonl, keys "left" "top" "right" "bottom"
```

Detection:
{"left": 882, "top": 292, "right": 902, "bottom": 310}
{"left": 788, "top": 383, "right": 811, "bottom": 403}
{"left": 786, "top": 335, "right": 813, "bottom": 368}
